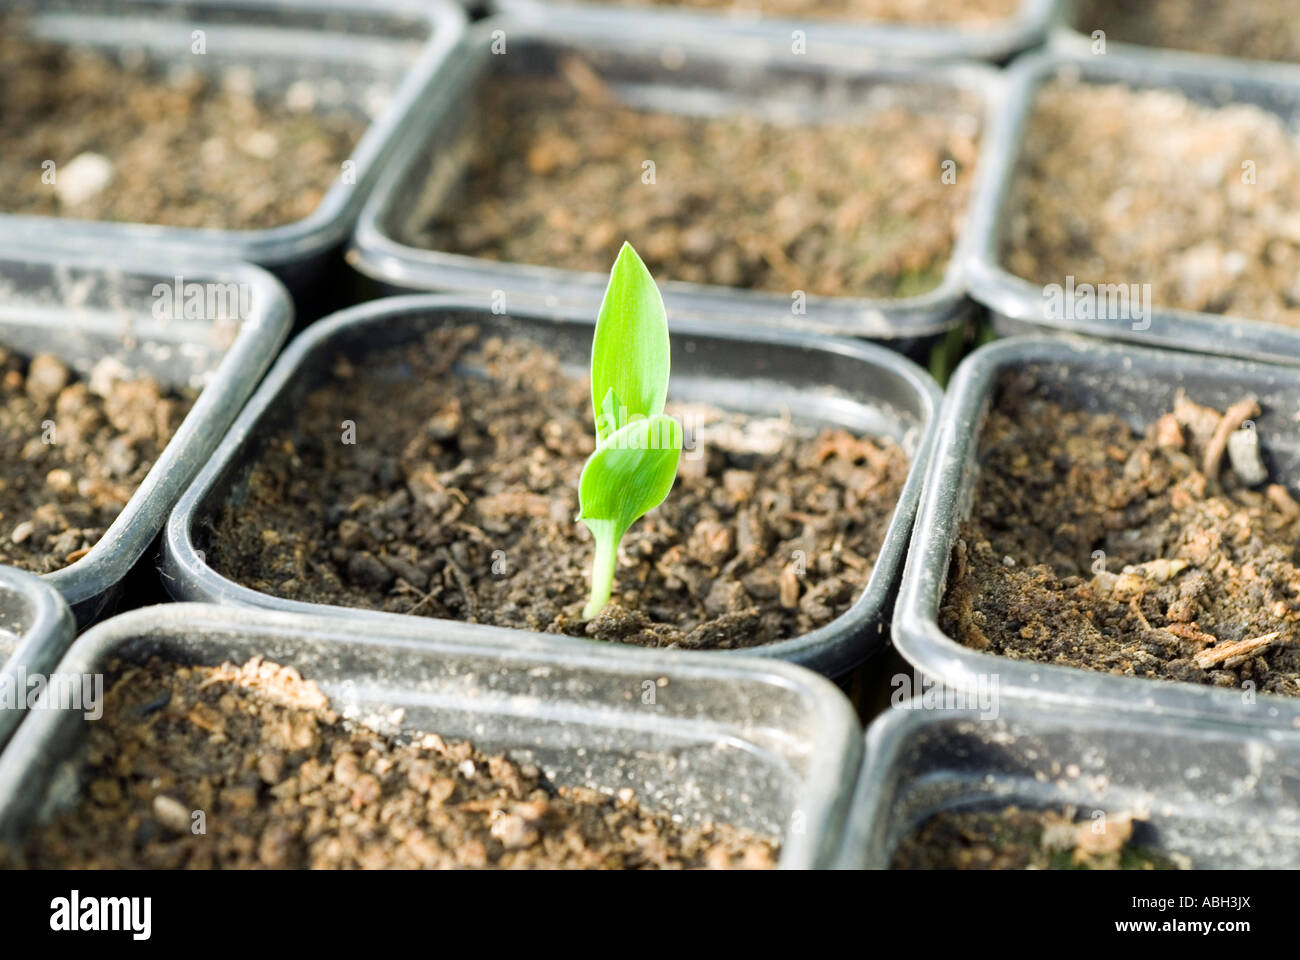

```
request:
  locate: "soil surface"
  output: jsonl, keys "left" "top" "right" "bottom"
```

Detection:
{"left": 0, "top": 349, "right": 194, "bottom": 574}
{"left": 208, "top": 328, "right": 909, "bottom": 650}
{"left": 892, "top": 806, "right": 1184, "bottom": 870}
{"left": 1077, "top": 0, "right": 1300, "bottom": 63}
{"left": 598, "top": 0, "right": 1019, "bottom": 23}
{"left": 942, "top": 371, "right": 1300, "bottom": 696}
{"left": 1003, "top": 76, "right": 1300, "bottom": 329}
{"left": 408, "top": 59, "right": 980, "bottom": 298}
{"left": 0, "top": 15, "right": 368, "bottom": 229}
{"left": 1, "top": 656, "right": 778, "bottom": 869}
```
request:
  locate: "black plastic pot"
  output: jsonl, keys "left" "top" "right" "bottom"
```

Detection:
{"left": 0, "top": 0, "right": 465, "bottom": 306}
{"left": 0, "top": 602, "right": 862, "bottom": 869}
{"left": 348, "top": 18, "right": 1004, "bottom": 358}
{"left": 839, "top": 699, "right": 1300, "bottom": 869}
{"left": 162, "top": 294, "right": 941, "bottom": 678}
{"left": 0, "top": 245, "right": 292, "bottom": 626}
{"left": 0, "top": 566, "right": 76, "bottom": 753}
{"left": 966, "top": 48, "right": 1300, "bottom": 364}
{"left": 895, "top": 335, "right": 1300, "bottom": 729}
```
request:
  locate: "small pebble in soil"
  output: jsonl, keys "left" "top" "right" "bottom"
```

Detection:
{"left": 0, "top": 657, "right": 779, "bottom": 870}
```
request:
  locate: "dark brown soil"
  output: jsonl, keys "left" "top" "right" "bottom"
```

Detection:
{"left": 1077, "top": 0, "right": 1300, "bottom": 63}
{"left": 1002, "top": 76, "right": 1300, "bottom": 328}
{"left": 407, "top": 59, "right": 981, "bottom": 299}
{"left": 0, "top": 349, "right": 194, "bottom": 574}
{"left": 892, "top": 806, "right": 1184, "bottom": 870}
{"left": 942, "top": 371, "right": 1300, "bottom": 696}
{"left": 597, "top": 0, "right": 1019, "bottom": 23}
{"left": 1, "top": 656, "right": 778, "bottom": 869}
{"left": 0, "top": 15, "right": 368, "bottom": 229}
{"left": 207, "top": 328, "right": 909, "bottom": 650}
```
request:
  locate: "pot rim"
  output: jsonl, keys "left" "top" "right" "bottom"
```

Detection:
{"left": 162, "top": 292, "right": 942, "bottom": 677}
{"left": 348, "top": 17, "right": 1006, "bottom": 341}
{"left": 0, "top": 601, "right": 864, "bottom": 869}
{"left": 0, "top": 0, "right": 467, "bottom": 272}
{"left": 893, "top": 334, "right": 1300, "bottom": 729}
{"left": 965, "top": 45, "right": 1300, "bottom": 363}
{"left": 0, "top": 242, "right": 293, "bottom": 624}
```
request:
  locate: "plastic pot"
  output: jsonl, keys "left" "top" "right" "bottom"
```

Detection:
{"left": 0, "top": 602, "right": 863, "bottom": 869}
{"left": 0, "top": 245, "right": 292, "bottom": 626}
{"left": 839, "top": 698, "right": 1300, "bottom": 869}
{"left": 161, "top": 294, "right": 941, "bottom": 678}
{"left": 347, "top": 18, "right": 1004, "bottom": 357}
{"left": 0, "top": 0, "right": 465, "bottom": 304}
{"left": 493, "top": 0, "right": 1056, "bottom": 63}
{"left": 893, "top": 335, "right": 1300, "bottom": 730}
{"left": 965, "top": 49, "right": 1300, "bottom": 364}
{"left": 0, "top": 566, "right": 76, "bottom": 753}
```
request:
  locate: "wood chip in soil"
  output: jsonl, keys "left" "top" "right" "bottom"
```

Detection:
{"left": 0, "top": 656, "right": 778, "bottom": 870}
{"left": 205, "top": 328, "right": 910, "bottom": 651}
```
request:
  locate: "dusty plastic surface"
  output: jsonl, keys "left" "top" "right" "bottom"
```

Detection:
{"left": 0, "top": 245, "right": 292, "bottom": 626}
{"left": 893, "top": 336, "right": 1300, "bottom": 729}
{"left": 494, "top": 0, "right": 1055, "bottom": 63}
{"left": 0, "top": 0, "right": 465, "bottom": 298}
{"left": 1050, "top": 0, "right": 1300, "bottom": 75}
{"left": 0, "top": 602, "right": 863, "bottom": 869}
{"left": 348, "top": 18, "right": 1003, "bottom": 355}
{"left": 839, "top": 698, "right": 1300, "bottom": 869}
{"left": 0, "top": 566, "right": 76, "bottom": 753}
{"left": 162, "top": 294, "right": 941, "bottom": 678}
{"left": 966, "top": 49, "right": 1300, "bottom": 364}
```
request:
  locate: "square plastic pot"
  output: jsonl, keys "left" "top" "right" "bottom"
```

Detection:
{"left": 0, "top": 602, "right": 863, "bottom": 869}
{"left": 347, "top": 18, "right": 1004, "bottom": 357}
{"left": 894, "top": 336, "right": 1300, "bottom": 730}
{"left": 965, "top": 48, "right": 1300, "bottom": 365}
{"left": 161, "top": 294, "right": 942, "bottom": 678}
{"left": 0, "top": 245, "right": 291, "bottom": 626}
{"left": 0, "top": 566, "right": 76, "bottom": 753}
{"left": 0, "top": 0, "right": 465, "bottom": 302}
{"left": 839, "top": 699, "right": 1300, "bottom": 869}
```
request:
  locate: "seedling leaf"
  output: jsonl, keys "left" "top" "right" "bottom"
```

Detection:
{"left": 591, "top": 242, "right": 669, "bottom": 443}
{"left": 578, "top": 243, "right": 681, "bottom": 619}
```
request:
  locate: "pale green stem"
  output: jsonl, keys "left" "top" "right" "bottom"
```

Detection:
{"left": 583, "top": 522, "right": 620, "bottom": 619}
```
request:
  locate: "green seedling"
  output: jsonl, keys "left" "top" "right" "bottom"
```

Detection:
{"left": 578, "top": 242, "right": 683, "bottom": 619}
